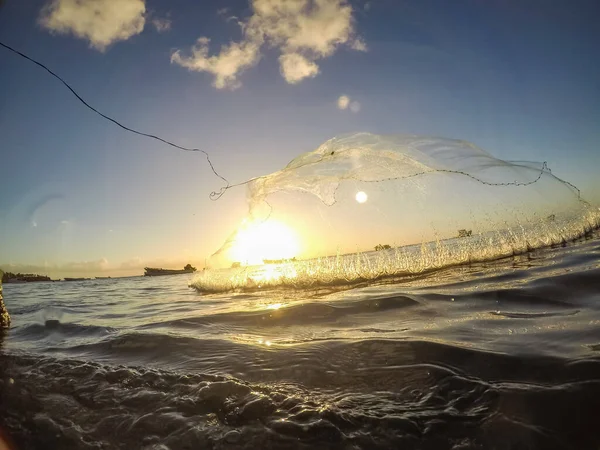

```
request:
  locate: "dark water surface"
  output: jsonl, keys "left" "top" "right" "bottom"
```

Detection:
{"left": 2, "top": 233, "right": 600, "bottom": 449}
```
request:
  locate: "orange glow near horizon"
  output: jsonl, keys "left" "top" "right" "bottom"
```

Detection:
{"left": 229, "top": 219, "right": 301, "bottom": 266}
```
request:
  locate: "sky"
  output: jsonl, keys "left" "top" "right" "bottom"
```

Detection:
{"left": 0, "top": 0, "right": 599, "bottom": 277}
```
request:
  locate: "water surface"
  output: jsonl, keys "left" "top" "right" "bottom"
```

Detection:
{"left": 1, "top": 232, "right": 600, "bottom": 449}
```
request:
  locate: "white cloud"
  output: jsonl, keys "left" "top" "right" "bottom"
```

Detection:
{"left": 279, "top": 53, "right": 319, "bottom": 84}
{"left": 337, "top": 95, "right": 360, "bottom": 112}
{"left": 172, "top": 0, "right": 365, "bottom": 89}
{"left": 350, "top": 38, "right": 368, "bottom": 52}
{"left": 39, "top": 0, "right": 146, "bottom": 52}
{"left": 151, "top": 16, "right": 171, "bottom": 33}
{"left": 171, "top": 37, "right": 262, "bottom": 90}
{"left": 337, "top": 95, "right": 350, "bottom": 110}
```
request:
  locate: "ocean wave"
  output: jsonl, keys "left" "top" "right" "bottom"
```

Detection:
{"left": 192, "top": 213, "right": 600, "bottom": 294}
{"left": 144, "top": 295, "right": 420, "bottom": 329}
{"left": 13, "top": 321, "right": 116, "bottom": 340}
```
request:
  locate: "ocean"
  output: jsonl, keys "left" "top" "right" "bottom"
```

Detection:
{"left": 1, "top": 231, "right": 600, "bottom": 450}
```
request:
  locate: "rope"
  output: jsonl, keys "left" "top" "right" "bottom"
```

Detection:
{"left": 0, "top": 40, "right": 230, "bottom": 200}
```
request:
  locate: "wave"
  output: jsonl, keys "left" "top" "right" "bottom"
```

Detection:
{"left": 143, "top": 295, "right": 420, "bottom": 329}
{"left": 489, "top": 310, "right": 580, "bottom": 319}
{"left": 191, "top": 210, "right": 600, "bottom": 293}
{"left": 144, "top": 279, "right": 589, "bottom": 331}
{"left": 48, "top": 320, "right": 600, "bottom": 384}
{"left": 13, "top": 321, "right": 116, "bottom": 340}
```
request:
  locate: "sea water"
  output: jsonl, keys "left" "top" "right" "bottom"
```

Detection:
{"left": 1, "top": 231, "right": 600, "bottom": 449}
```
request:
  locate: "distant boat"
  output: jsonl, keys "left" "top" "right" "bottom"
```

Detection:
{"left": 144, "top": 265, "right": 197, "bottom": 277}
{"left": 63, "top": 277, "right": 90, "bottom": 282}
{"left": 95, "top": 276, "right": 111, "bottom": 279}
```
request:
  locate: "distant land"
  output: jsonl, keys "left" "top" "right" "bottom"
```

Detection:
{"left": 1, "top": 271, "right": 127, "bottom": 282}
{"left": 1, "top": 265, "right": 199, "bottom": 282}
{"left": 2, "top": 271, "right": 52, "bottom": 283}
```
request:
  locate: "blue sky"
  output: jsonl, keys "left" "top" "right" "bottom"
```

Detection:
{"left": 1, "top": 0, "right": 599, "bottom": 277}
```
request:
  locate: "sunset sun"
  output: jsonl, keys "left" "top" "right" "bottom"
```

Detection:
{"left": 229, "top": 220, "right": 300, "bottom": 266}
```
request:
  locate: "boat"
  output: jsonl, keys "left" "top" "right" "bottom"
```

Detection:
{"left": 144, "top": 264, "right": 197, "bottom": 277}
{"left": 63, "top": 277, "right": 90, "bottom": 282}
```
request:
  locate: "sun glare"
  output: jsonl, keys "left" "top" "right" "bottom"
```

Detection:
{"left": 355, "top": 191, "right": 368, "bottom": 203}
{"left": 229, "top": 220, "right": 300, "bottom": 266}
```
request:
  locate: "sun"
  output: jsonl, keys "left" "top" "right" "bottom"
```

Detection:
{"left": 229, "top": 219, "right": 300, "bottom": 266}
{"left": 355, "top": 191, "right": 368, "bottom": 203}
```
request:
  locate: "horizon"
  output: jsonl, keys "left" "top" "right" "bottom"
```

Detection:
{"left": 1, "top": 0, "right": 599, "bottom": 278}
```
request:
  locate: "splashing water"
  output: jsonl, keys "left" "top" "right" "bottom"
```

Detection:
{"left": 192, "top": 133, "right": 599, "bottom": 292}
